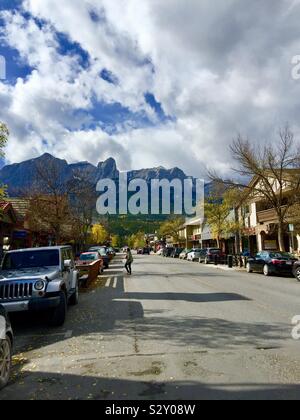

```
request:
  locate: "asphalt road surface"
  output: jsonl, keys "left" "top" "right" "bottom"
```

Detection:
{"left": 1, "top": 253, "right": 300, "bottom": 400}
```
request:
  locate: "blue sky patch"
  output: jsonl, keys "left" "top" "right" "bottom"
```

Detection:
{"left": 0, "top": 0, "right": 22, "bottom": 11}
{"left": 100, "top": 69, "right": 118, "bottom": 85}
{"left": 88, "top": 100, "right": 154, "bottom": 133}
{"left": 145, "top": 92, "right": 172, "bottom": 122}
{"left": 56, "top": 32, "right": 91, "bottom": 70}
{"left": 89, "top": 9, "right": 106, "bottom": 24}
{"left": 0, "top": 44, "right": 33, "bottom": 83}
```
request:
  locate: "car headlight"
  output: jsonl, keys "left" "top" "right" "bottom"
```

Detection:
{"left": 34, "top": 280, "right": 45, "bottom": 291}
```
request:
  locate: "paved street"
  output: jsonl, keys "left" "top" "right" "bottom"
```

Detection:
{"left": 1, "top": 254, "right": 300, "bottom": 400}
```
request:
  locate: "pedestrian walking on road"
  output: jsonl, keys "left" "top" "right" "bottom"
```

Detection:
{"left": 125, "top": 248, "right": 133, "bottom": 275}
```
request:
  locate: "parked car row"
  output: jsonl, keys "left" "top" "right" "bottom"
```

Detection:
{"left": 88, "top": 246, "right": 111, "bottom": 269}
{"left": 137, "top": 247, "right": 151, "bottom": 255}
{"left": 160, "top": 246, "right": 300, "bottom": 281}
{"left": 163, "top": 247, "right": 224, "bottom": 264}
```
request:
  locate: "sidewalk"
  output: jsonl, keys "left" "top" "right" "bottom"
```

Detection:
{"left": 200, "top": 263, "right": 246, "bottom": 273}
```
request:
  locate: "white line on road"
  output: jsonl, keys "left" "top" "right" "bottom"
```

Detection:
{"left": 105, "top": 278, "right": 111, "bottom": 288}
{"left": 113, "top": 277, "right": 118, "bottom": 288}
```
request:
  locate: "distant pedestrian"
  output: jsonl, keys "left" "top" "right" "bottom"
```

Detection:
{"left": 125, "top": 248, "right": 133, "bottom": 275}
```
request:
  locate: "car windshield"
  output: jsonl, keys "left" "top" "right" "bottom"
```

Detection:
{"left": 90, "top": 247, "right": 107, "bottom": 256}
{"left": 80, "top": 253, "right": 97, "bottom": 261}
{"left": 269, "top": 252, "right": 294, "bottom": 259}
{"left": 3, "top": 250, "right": 60, "bottom": 270}
{"left": 209, "top": 249, "right": 221, "bottom": 254}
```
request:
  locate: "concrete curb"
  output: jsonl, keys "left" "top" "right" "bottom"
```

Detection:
{"left": 201, "top": 263, "right": 246, "bottom": 272}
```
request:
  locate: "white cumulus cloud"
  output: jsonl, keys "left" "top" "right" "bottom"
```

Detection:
{"left": 0, "top": 0, "right": 300, "bottom": 176}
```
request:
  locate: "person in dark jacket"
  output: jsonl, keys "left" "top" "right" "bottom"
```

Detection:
{"left": 125, "top": 248, "right": 133, "bottom": 275}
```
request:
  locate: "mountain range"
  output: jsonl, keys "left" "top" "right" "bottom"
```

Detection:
{"left": 0, "top": 153, "right": 196, "bottom": 196}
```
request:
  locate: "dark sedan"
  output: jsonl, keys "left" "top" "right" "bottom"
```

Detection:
{"left": 246, "top": 251, "right": 298, "bottom": 277}
{"left": 89, "top": 246, "right": 110, "bottom": 269}
{"left": 163, "top": 247, "right": 174, "bottom": 257}
{"left": 199, "top": 248, "right": 224, "bottom": 264}
{"left": 107, "top": 247, "right": 116, "bottom": 259}
{"left": 171, "top": 248, "right": 184, "bottom": 258}
{"left": 0, "top": 304, "right": 13, "bottom": 390}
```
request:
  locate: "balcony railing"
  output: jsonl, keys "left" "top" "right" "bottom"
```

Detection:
{"left": 257, "top": 209, "right": 278, "bottom": 223}
{"left": 257, "top": 206, "right": 288, "bottom": 223}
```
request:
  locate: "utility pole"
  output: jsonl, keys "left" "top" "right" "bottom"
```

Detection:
{"left": 289, "top": 224, "right": 295, "bottom": 253}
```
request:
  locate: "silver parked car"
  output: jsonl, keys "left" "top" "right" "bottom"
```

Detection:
{"left": 0, "top": 246, "right": 79, "bottom": 327}
{"left": 187, "top": 249, "right": 203, "bottom": 262}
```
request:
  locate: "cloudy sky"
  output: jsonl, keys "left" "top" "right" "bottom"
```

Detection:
{"left": 0, "top": 0, "right": 300, "bottom": 177}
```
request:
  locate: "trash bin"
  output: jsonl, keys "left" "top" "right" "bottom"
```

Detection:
{"left": 228, "top": 255, "right": 233, "bottom": 268}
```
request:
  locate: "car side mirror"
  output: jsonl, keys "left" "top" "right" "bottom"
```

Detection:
{"left": 64, "top": 259, "right": 72, "bottom": 269}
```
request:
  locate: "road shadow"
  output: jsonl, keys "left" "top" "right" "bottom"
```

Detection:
{"left": 1, "top": 369, "right": 300, "bottom": 400}
{"left": 131, "top": 272, "right": 223, "bottom": 278}
{"left": 124, "top": 292, "right": 251, "bottom": 303}
{"left": 10, "top": 273, "right": 286, "bottom": 355}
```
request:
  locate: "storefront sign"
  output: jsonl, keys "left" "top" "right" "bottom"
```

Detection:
{"left": 13, "top": 230, "right": 28, "bottom": 239}
{"left": 264, "top": 240, "right": 278, "bottom": 250}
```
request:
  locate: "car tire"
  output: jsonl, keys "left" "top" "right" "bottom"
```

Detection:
{"left": 246, "top": 263, "right": 253, "bottom": 273}
{"left": 49, "top": 291, "right": 67, "bottom": 327}
{"left": 69, "top": 281, "right": 79, "bottom": 306}
{"left": 0, "top": 335, "right": 12, "bottom": 390}
{"left": 263, "top": 264, "right": 271, "bottom": 277}
{"left": 295, "top": 268, "right": 300, "bottom": 282}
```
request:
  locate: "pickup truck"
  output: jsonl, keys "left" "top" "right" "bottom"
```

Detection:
{"left": 0, "top": 246, "right": 79, "bottom": 327}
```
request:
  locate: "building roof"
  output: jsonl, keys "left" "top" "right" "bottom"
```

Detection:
{"left": 184, "top": 216, "right": 203, "bottom": 227}
{"left": 0, "top": 201, "right": 18, "bottom": 224}
{"left": 3, "top": 198, "right": 30, "bottom": 221}
{"left": 236, "top": 168, "right": 300, "bottom": 207}
{"left": 0, "top": 202, "right": 11, "bottom": 211}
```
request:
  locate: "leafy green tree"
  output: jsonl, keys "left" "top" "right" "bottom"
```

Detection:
{"left": 205, "top": 186, "right": 241, "bottom": 248}
{"left": 158, "top": 217, "right": 185, "bottom": 243}
{"left": 90, "top": 224, "right": 109, "bottom": 245}
{"left": 111, "top": 234, "right": 122, "bottom": 248}
{"left": 127, "top": 232, "right": 146, "bottom": 249}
